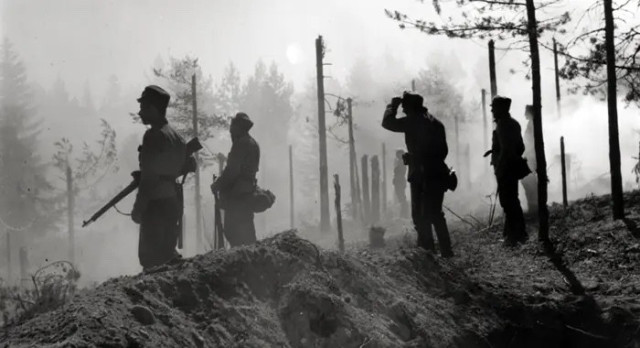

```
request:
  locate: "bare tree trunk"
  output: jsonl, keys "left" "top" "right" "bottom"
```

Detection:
{"left": 66, "top": 165, "right": 75, "bottom": 264}
{"left": 316, "top": 35, "right": 330, "bottom": 231}
{"left": 382, "top": 143, "right": 387, "bottom": 218}
{"left": 347, "top": 98, "right": 358, "bottom": 220}
{"left": 334, "top": 174, "right": 344, "bottom": 252}
{"left": 19, "top": 247, "right": 27, "bottom": 287}
{"left": 192, "top": 73, "right": 203, "bottom": 253}
{"left": 488, "top": 40, "right": 498, "bottom": 98}
{"left": 561, "top": 137, "right": 568, "bottom": 207}
{"left": 361, "top": 155, "right": 370, "bottom": 225}
{"left": 553, "top": 38, "right": 562, "bottom": 118}
{"left": 604, "top": 0, "right": 625, "bottom": 219}
{"left": 526, "top": 0, "right": 550, "bottom": 241}
{"left": 6, "top": 231, "right": 10, "bottom": 284}
{"left": 289, "top": 145, "right": 294, "bottom": 229}
{"left": 371, "top": 156, "right": 380, "bottom": 224}
{"left": 482, "top": 89, "right": 488, "bottom": 151}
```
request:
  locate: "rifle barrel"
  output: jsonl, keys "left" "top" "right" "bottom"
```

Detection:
{"left": 82, "top": 181, "right": 138, "bottom": 227}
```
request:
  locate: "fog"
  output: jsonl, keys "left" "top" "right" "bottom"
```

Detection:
{"left": 1, "top": 0, "right": 639, "bottom": 285}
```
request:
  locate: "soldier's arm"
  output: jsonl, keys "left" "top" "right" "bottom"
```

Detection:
{"left": 134, "top": 130, "right": 165, "bottom": 213}
{"left": 436, "top": 121, "right": 448, "bottom": 161}
{"left": 212, "top": 139, "right": 248, "bottom": 192}
{"left": 382, "top": 104, "right": 407, "bottom": 132}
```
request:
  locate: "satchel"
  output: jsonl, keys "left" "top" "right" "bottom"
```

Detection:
{"left": 516, "top": 157, "right": 532, "bottom": 180}
{"left": 251, "top": 186, "right": 276, "bottom": 213}
{"left": 447, "top": 168, "right": 458, "bottom": 191}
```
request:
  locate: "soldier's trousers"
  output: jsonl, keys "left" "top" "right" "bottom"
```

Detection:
{"left": 497, "top": 175, "right": 527, "bottom": 243}
{"left": 410, "top": 182, "right": 453, "bottom": 257}
{"left": 223, "top": 208, "right": 256, "bottom": 247}
{"left": 139, "top": 197, "right": 181, "bottom": 270}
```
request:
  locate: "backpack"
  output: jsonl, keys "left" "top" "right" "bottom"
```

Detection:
{"left": 251, "top": 186, "right": 276, "bottom": 213}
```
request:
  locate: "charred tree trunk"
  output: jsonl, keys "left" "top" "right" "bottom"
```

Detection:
{"left": 604, "top": 0, "right": 625, "bottom": 219}
{"left": 488, "top": 40, "right": 498, "bottom": 98}
{"left": 561, "top": 137, "right": 568, "bottom": 207}
{"left": 382, "top": 143, "right": 387, "bottom": 218}
{"left": 66, "top": 165, "right": 75, "bottom": 264}
{"left": 316, "top": 35, "right": 330, "bottom": 231}
{"left": 526, "top": 0, "right": 550, "bottom": 241}
{"left": 192, "top": 73, "right": 203, "bottom": 252}
{"left": 347, "top": 98, "right": 358, "bottom": 220}
{"left": 482, "top": 89, "right": 488, "bottom": 152}
{"left": 361, "top": 155, "right": 370, "bottom": 225}
{"left": 334, "top": 174, "right": 344, "bottom": 252}
{"left": 289, "top": 145, "right": 294, "bottom": 229}
{"left": 553, "top": 38, "right": 562, "bottom": 118}
{"left": 371, "top": 155, "right": 380, "bottom": 224}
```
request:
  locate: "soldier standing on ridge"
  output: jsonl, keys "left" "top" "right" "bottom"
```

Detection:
{"left": 132, "top": 85, "right": 186, "bottom": 271}
{"left": 382, "top": 92, "right": 453, "bottom": 258}
{"left": 490, "top": 96, "right": 527, "bottom": 246}
{"left": 211, "top": 112, "right": 260, "bottom": 247}
{"left": 393, "top": 149, "right": 409, "bottom": 218}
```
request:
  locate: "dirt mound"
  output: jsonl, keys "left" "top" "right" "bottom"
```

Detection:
{"left": 4, "top": 188, "right": 640, "bottom": 347}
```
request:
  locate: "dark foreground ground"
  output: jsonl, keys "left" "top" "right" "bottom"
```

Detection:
{"left": 2, "top": 191, "right": 640, "bottom": 347}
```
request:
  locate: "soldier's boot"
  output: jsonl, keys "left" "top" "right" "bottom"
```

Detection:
{"left": 417, "top": 224, "right": 436, "bottom": 252}
{"left": 433, "top": 219, "right": 454, "bottom": 258}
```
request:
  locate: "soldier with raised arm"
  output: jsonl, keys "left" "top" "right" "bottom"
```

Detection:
{"left": 382, "top": 92, "right": 453, "bottom": 258}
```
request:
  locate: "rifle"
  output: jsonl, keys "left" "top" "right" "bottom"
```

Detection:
{"left": 82, "top": 137, "right": 203, "bottom": 228}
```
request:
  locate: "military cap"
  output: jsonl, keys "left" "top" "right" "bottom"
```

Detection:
{"left": 232, "top": 112, "right": 254, "bottom": 131}
{"left": 491, "top": 95, "right": 512, "bottom": 111}
{"left": 402, "top": 91, "right": 424, "bottom": 110}
{"left": 137, "top": 85, "right": 170, "bottom": 110}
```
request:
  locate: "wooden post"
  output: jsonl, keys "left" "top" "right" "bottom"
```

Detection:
{"left": 289, "top": 145, "right": 294, "bottom": 229}
{"left": 488, "top": 40, "right": 498, "bottom": 98}
{"left": 561, "top": 137, "right": 568, "bottom": 207}
{"left": 371, "top": 156, "right": 380, "bottom": 224}
{"left": 465, "top": 143, "right": 471, "bottom": 188}
{"left": 192, "top": 71, "right": 203, "bottom": 253}
{"left": 316, "top": 35, "right": 330, "bottom": 232}
{"left": 454, "top": 115, "right": 460, "bottom": 175}
{"left": 6, "top": 231, "right": 10, "bottom": 284}
{"left": 411, "top": 79, "right": 416, "bottom": 92}
{"left": 482, "top": 89, "right": 488, "bottom": 151}
{"left": 381, "top": 143, "right": 387, "bottom": 217}
{"left": 334, "top": 174, "right": 344, "bottom": 252}
{"left": 354, "top": 157, "right": 363, "bottom": 221}
{"left": 361, "top": 155, "right": 370, "bottom": 225}
{"left": 553, "top": 38, "right": 562, "bottom": 118}
{"left": 66, "top": 165, "right": 75, "bottom": 264}
{"left": 347, "top": 98, "right": 358, "bottom": 220}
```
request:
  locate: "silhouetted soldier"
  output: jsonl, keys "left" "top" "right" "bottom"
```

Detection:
{"left": 132, "top": 85, "right": 185, "bottom": 271}
{"left": 382, "top": 92, "right": 453, "bottom": 257}
{"left": 393, "top": 149, "right": 409, "bottom": 218}
{"left": 211, "top": 112, "right": 260, "bottom": 247}
{"left": 490, "top": 96, "right": 527, "bottom": 246}
{"left": 521, "top": 105, "right": 538, "bottom": 215}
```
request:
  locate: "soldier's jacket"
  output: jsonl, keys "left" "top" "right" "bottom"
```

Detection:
{"left": 382, "top": 104, "right": 448, "bottom": 184}
{"left": 213, "top": 133, "right": 260, "bottom": 198}
{"left": 134, "top": 123, "right": 186, "bottom": 212}
{"left": 491, "top": 116, "right": 525, "bottom": 178}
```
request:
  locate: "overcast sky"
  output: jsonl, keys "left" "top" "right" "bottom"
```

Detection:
{"left": 1, "top": 0, "right": 464, "bottom": 101}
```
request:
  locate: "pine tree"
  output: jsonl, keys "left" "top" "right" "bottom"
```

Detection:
{"left": 0, "top": 38, "right": 55, "bottom": 237}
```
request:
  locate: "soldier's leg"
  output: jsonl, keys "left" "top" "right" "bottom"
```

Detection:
{"left": 157, "top": 198, "right": 181, "bottom": 264}
{"left": 138, "top": 200, "right": 163, "bottom": 269}
{"left": 223, "top": 208, "right": 241, "bottom": 247}
{"left": 410, "top": 182, "right": 433, "bottom": 251}
{"left": 237, "top": 209, "right": 257, "bottom": 245}
{"left": 498, "top": 176, "right": 525, "bottom": 244}
{"left": 426, "top": 188, "right": 453, "bottom": 257}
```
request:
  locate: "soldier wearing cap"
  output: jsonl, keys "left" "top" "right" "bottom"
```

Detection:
{"left": 393, "top": 149, "right": 409, "bottom": 218}
{"left": 382, "top": 92, "right": 453, "bottom": 257}
{"left": 521, "top": 105, "right": 538, "bottom": 215}
{"left": 490, "top": 95, "right": 527, "bottom": 246}
{"left": 132, "top": 85, "right": 186, "bottom": 270}
{"left": 211, "top": 112, "right": 260, "bottom": 247}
